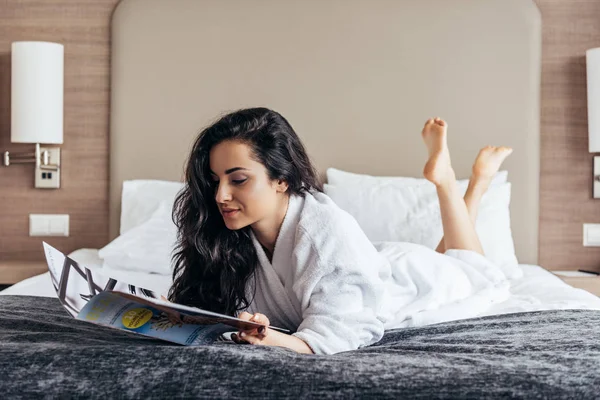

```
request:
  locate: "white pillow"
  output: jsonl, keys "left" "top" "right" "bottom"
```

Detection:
{"left": 326, "top": 167, "right": 508, "bottom": 188}
{"left": 101, "top": 201, "right": 177, "bottom": 275}
{"left": 120, "top": 180, "right": 184, "bottom": 235}
{"left": 324, "top": 181, "right": 522, "bottom": 280}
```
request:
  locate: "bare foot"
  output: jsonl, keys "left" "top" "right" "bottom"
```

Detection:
{"left": 422, "top": 117, "right": 455, "bottom": 186}
{"left": 472, "top": 146, "right": 513, "bottom": 182}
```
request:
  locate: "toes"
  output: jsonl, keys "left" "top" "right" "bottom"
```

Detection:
{"left": 433, "top": 117, "right": 446, "bottom": 126}
{"left": 424, "top": 117, "right": 447, "bottom": 128}
{"left": 495, "top": 146, "right": 513, "bottom": 154}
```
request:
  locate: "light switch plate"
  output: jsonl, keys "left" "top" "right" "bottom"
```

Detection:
{"left": 29, "top": 214, "right": 69, "bottom": 237}
{"left": 583, "top": 223, "right": 600, "bottom": 246}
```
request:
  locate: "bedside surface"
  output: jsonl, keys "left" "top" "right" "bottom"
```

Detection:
{"left": 0, "top": 261, "right": 48, "bottom": 285}
{"left": 552, "top": 271, "right": 600, "bottom": 297}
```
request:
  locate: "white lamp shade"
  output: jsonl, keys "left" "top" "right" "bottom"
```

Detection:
{"left": 588, "top": 48, "right": 600, "bottom": 152}
{"left": 11, "top": 41, "right": 64, "bottom": 144}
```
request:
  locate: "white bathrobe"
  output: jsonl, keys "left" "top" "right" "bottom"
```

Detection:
{"left": 243, "top": 191, "right": 510, "bottom": 355}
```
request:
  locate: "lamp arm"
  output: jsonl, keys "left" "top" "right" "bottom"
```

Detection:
{"left": 3, "top": 144, "right": 58, "bottom": 167}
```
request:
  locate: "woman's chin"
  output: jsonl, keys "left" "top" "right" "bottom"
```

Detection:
{"left": 224, "top": 219, "right": 247, "bottom": 230}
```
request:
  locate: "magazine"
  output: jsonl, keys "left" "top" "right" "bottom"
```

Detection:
{"left": 42, "top": 242, "right": 290, "bottom": 346}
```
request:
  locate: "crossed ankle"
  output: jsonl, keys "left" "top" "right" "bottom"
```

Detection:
{"left": 469, "top": 174, "right": 493, "bottom": 188}
{"left": 433, "top": 171, "right": 458, "bottom": 189}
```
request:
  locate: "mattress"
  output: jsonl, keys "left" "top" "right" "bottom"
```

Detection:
{"left": 2, "top": 249, "right": 599, "bottom": 317}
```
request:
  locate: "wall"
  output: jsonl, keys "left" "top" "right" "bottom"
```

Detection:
{"left": 0, "top": 0, "right": 599, "bottom": 269}
{"left": 0, "top": 0, "right": 118, "bottom": 260}
{"left": 536, "top": 0, "right": 600, "bottom": 270}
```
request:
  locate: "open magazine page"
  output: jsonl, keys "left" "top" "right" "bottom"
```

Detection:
{"left": 42, "top": 242, "right": 164, "bottom": 317}
{"left": 42, "top": 242, "right": 291, "bottom": 345}
{"left": 78, "top": 291, "right": 232, "bottom": 345}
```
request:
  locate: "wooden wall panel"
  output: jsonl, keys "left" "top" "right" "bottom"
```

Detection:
{"left": 1, "top": 0, "right": 599, "bottom": 270}
{"left": 0, "top": 0, "right": 118, "bottom": 261}
{"left": 535, "top": 0, "right": 600, "bottom": 270}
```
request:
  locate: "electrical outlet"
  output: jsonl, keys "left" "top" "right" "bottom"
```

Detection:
{"left": 29, "top": 214, "right": 69, "bottom": 237}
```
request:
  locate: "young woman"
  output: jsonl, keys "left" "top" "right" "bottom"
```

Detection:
{"left": 168, "top": 107, "right": 513, "bottom": 355}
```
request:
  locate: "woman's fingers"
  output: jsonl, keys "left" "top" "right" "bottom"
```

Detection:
{"left": 231, "top": 333, "right": 250, "bottom": 344}
{"left": 237, "top": 312, "right": 269, "bottom": 336}
{"left": 237, "top": 312, "right": 259, "bottom": 335}
{"left": 232, "top": 312, "right": 272, "bottom": 345}
{"left": 237, "top": 311, "right": 252, "bottom": 320}
{"left": 235, "top": 311, "right": 257, "bottom": 334}
{"left": 238, "top": 331, "right": 260, "bottom": 344}
{"left": 251, "top": 313, "right": 270, "bottom": 336}
{"left": 251, "top": 313, "right": 269, "bottom": 324}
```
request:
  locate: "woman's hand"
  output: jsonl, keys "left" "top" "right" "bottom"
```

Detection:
{"left": 232, "top": 311, "right": 314, "bottom": 354}
{"left": 232, "top": 311, "right": 270, "bottom": 345}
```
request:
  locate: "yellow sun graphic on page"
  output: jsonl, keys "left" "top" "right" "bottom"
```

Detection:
{"left": 122, "top": 308, "right": 153, "bottom": 329}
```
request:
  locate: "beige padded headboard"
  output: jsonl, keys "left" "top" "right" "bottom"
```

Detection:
{"left": 110, "top": 0, "right": 541, "bottom": 264}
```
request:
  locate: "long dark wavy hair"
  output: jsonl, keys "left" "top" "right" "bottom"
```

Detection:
{"left": 167, "top": 107, "right": 323, "bottom": 316}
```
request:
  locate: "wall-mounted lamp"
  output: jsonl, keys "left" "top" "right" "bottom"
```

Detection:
{"left": 3, "top": 41, "right": 63, "bottom": 189}
{"left": 587, "top": 47, "right": 600, "bottom": 198}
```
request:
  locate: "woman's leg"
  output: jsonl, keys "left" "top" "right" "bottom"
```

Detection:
{"left": 435, "top": 145, "right": 513, "bottom": 253}
{"left": 421, "top": 117, "right": 483, "bottom": 254}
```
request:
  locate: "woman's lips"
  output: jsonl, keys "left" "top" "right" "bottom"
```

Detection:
{"left": 222, "top": 209, "right": 240, "bottom": 218}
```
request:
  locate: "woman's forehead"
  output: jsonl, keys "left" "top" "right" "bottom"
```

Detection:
{"left": 209, "top": 141, "right": 259, "bottom": 174}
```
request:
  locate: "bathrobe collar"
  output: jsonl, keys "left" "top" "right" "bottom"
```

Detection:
{"left": 247, "top": 193, "right": 305, "bottom": 329}
{"left": 250, "top": 193, "right": 304, "bottom": 281}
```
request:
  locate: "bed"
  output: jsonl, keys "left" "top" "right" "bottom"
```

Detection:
{"left": 2, "top": 0, "right": 600, "bottom": 398}
{"left": 2, "top": 251, "right": 598, "bottom": 319}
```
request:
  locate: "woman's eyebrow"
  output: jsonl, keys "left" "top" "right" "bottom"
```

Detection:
{"left": 210, "top": 167, "right": 249, "bottom": 175}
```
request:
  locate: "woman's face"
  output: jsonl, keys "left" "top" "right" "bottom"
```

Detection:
{"left": 209, "top": 140, "right": 288, "bottom": 230}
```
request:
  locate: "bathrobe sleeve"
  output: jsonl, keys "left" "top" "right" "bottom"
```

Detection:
{"left": 290, "top": 208, "right": 390, "bottom": 355}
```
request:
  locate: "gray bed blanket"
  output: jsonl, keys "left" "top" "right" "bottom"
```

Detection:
{"left": 0, "top": 295, "right": 598, "bottom": 399}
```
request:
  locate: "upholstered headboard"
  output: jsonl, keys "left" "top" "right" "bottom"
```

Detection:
{"left": 110, "top": 0, "right": 541, "bottom": 263}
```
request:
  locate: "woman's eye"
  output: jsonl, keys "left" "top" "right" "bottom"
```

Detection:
{"left": 232, "top": 179, "right": 247, "bottom": 185}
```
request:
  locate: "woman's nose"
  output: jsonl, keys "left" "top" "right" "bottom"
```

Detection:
{"left": 215, "top": 182, "right": 233, "bottom": 203}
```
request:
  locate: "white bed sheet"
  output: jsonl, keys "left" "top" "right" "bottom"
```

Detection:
{"left": 481, "top": 263, "right": 600, "bottom": 315}
{"left": 2, "top": 250, "right": 599, "bottom": 318}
